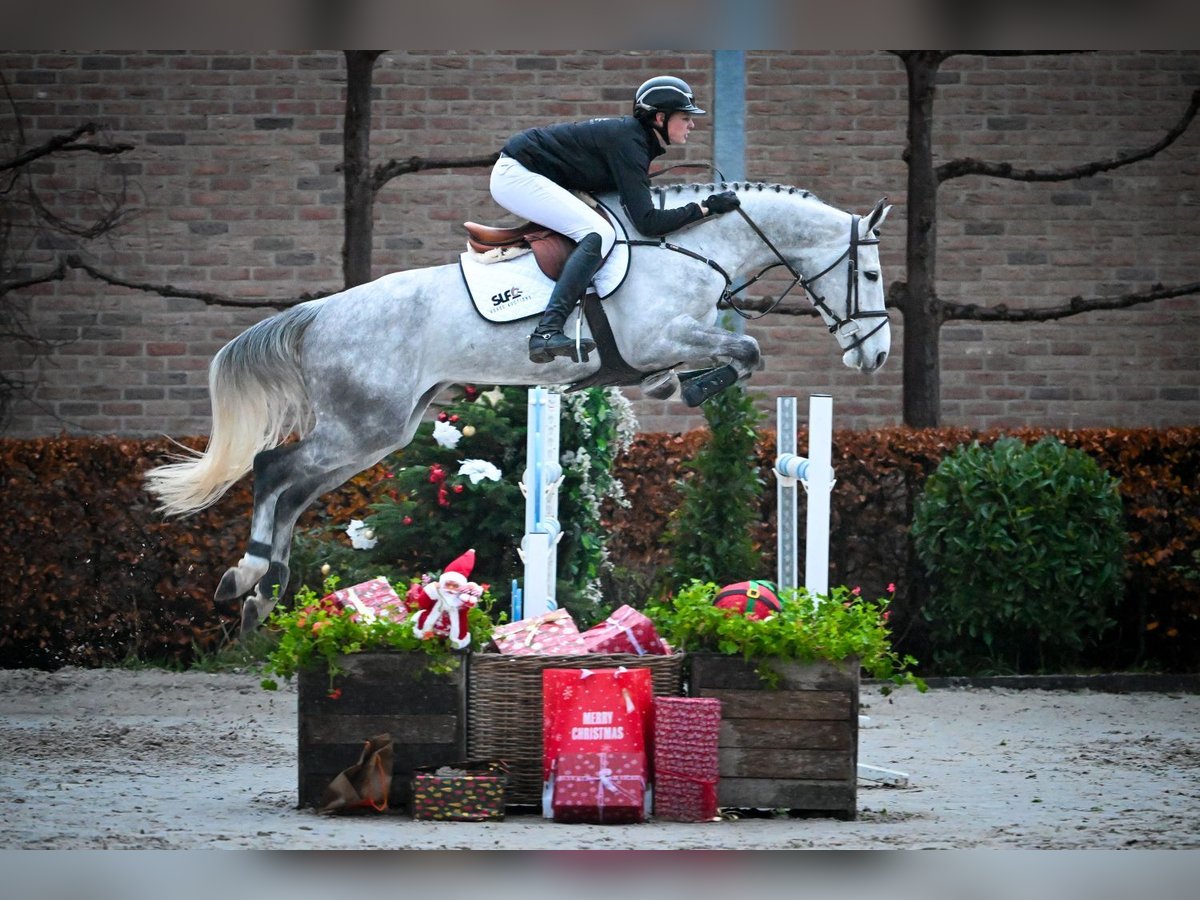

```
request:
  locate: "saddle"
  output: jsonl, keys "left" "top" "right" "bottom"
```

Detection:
{"left": 463, "top": 221, "right": 575, "bottom": 281}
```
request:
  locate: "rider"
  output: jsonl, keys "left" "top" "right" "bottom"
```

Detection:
{"left": 491, "top": 75, "right": 742, "bottom": 364}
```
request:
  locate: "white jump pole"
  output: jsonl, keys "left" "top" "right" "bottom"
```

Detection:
{"left": 774, "top": 395, "right": 911, "bottom": 787}
{"left": 518, "top": 387, "right": 562, "bottom": 619}
{"left": 774, "top": 393, "right": 835, "bottom": 603}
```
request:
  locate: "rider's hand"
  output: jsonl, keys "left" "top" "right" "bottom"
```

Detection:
{"left": 705, "top": 191, "right": 740, "bottom": 215}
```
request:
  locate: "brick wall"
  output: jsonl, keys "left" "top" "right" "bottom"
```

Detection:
{"left": 2, "top": 50, "right": 1197, "bottom": 437}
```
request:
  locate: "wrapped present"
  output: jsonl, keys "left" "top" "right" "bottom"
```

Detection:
{"left": 552, "top": 751, "right": 647, "bottom": 824}
{"left": 490, "top": 609, "right": 587, "bottom": 656}
{"left": 652, "top": 697, "right": 721, "bottom": 822}
{"left": 542, "top": 667, "right": 653, "bottom": 782}
{"left": 581, "top": 604, "right": 668, "bottom": 656}
{"left": 411, "top": 760, "right": 507, "bottom": 821}
{"left": 323, "top": 577, "right": 407, "bottom": 623}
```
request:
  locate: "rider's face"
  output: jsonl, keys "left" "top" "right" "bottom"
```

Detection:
{"left": 660, "top": 112, "right": 695, "bottom": 144}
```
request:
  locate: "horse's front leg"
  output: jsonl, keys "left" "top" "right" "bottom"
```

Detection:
{"left": 658, "top": 316, "right": 762, "bottom": 406}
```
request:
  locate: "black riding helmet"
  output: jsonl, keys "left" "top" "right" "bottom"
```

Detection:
{"left": 634, "top": 75, "right": 706, "bottom": 145}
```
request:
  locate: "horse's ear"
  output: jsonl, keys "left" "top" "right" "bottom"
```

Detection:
{"left": 865, "top": 197, "right": 892, "bottom": 236}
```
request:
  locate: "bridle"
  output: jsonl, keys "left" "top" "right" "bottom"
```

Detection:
{"left": 625, "top": 203, "right": 889, "bottom": 355}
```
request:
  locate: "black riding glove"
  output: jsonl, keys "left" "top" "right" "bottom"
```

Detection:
{"left": 705, "top": 191, "right": 740, "bottom": 215}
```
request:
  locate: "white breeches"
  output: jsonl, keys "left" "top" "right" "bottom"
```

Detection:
{"left": 490, "top": 154, "right": 616, "bottom": 256}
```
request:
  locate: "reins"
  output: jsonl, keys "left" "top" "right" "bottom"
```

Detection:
{"left": 620, "top": 197, "right": 888, "bottom": 353}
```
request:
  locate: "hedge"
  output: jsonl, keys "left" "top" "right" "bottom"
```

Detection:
{"left": 2, "top": 427, "right": 1197, "bottom": 672}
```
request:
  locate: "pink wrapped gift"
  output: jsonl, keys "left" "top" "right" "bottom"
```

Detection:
{"left": 652, "top": 697, "right": 721, "bottom": 822}
{"left": 322, "top": 577, "right": 406, "bottom": 622}
{"left": 552, "top": 751, "right": 647, "bottom": 824}
{"left": 581, "top": 604, "right": 668, "bottom": 656}
{"left": 489, "top": 609, "right": 587, "bottom": 656}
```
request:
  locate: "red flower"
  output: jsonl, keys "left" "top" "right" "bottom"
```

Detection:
{"left": 328, "top": 688, "right": 342, "bottom": 700}
{"left": 887, "top": 582, "right": 896, "bottom": 593}
{"left": 429, "top": 464, "right": 447, "bottom": 484}
{"left": 437, "top": 485, "right": 450, "bottom": 507}
{"left": 453, "top": 484, "right": 464, "bottom": 494}
{"left": 852, "top": 586, "right": 862, "bottom": 596}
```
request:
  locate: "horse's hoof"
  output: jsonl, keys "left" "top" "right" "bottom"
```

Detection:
{"left": 641, "top": 370, "right": 677, "bottom": 400}
{"left": 240, "top": 598, "right": 262, "bottom": 634}
{"left": 215, "top": 568, "right": 247, "bottom": 603}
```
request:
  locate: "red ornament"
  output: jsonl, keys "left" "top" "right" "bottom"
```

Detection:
{"left": 713, "top": 580, "right": 782, "bottom": 620}
{"left": 437, "top": 411, "right": 448, "bottom": 422}
{"left": 403, "top": 516, "right": 413, "bottom": 525}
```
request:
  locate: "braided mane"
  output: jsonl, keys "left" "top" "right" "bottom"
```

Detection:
{"left": 652, "top": 180, "right": 820, "bottom": 203}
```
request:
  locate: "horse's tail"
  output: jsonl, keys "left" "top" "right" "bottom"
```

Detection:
{"left": 144, "top": 301, "right": 324, "bottom": 516}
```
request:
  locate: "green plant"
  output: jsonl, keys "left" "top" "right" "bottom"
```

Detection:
{"left": 645, "top": 580, "right": 924, "bottom": 693}
{"left": 259, "top": 572, "right": 499, "bottom": 694}
{"left": 911, "top": 436, "right": 1127, "bottom": 674}
{"left": 663, "top": 384, "right": 765, "bottom": 587}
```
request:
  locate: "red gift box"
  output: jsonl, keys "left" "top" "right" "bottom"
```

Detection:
{"left": 653, "top": 697, "right": 721, "bottom": 822}
{"left": 552, "top": 751, "right": 647, "bottom": 824}
{"left": 581, "top": 605, "right": 668, "bottom": 656}
{"left": 323, "top": 577, "right": 406, "bottom": 622}
{"left": 490, "top": 609, "right": 587, "bottom": 655}
{"left": 542, "top": 667, "right": 653, "bottom": 782}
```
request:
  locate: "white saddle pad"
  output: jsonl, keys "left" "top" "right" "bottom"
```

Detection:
{"left": 460, "top": 196, "right": 631, "bottom": 324}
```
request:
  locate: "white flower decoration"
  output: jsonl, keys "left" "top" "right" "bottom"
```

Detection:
{"left": 432, "top": 420, "right": 463, "bottom": 449}
{"left": 458, "top": 459, "right": 502, "bottom": 484}
{"left": 346, "top": 519, "right": 378, "bottom": 550}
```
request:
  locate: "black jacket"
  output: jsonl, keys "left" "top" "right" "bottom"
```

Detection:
{"left": 502, "top": 115, "right": 704, "bottom": 236}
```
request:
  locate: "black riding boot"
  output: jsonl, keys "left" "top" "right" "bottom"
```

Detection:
{"left": 529, "top": 233, "right": 603, "bottom": 364}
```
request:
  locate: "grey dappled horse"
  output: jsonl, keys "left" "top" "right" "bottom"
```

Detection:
{"left": 145, "top": 181, "right": 893, "bottom": 633}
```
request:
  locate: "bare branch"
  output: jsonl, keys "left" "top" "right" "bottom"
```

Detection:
{"left": 942, "top": 281, "right": 1200, "bottom": 322}
{"left": 64, "top": 257, "right": 334, "bottom": 309}
{"left": 937, "top": 89, "right": 1200, "bottom": 184}
{"left": 0, "top": 260, "right": 67, "bottom": 299}
{"left": 371, "top": 151, "right": 500, "bottom": 192}
{"left": 0, "top": 123, "right": 135, "bottom": 173}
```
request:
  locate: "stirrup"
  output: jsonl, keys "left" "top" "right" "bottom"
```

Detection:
{"left": 679, "top": 364, "right": 740, "bottom": 407}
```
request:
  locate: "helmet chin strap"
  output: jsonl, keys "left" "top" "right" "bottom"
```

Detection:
{"left": 654, "top": 113, "right": 671, "bottom": 146}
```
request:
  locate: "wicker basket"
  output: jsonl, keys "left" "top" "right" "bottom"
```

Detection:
{"left": 467, "top": 652, "right": 685, "bottom": 806}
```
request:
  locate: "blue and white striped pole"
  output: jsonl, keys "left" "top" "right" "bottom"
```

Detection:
{"left": 518, "top": 387, "right": 562, "bottom": 619}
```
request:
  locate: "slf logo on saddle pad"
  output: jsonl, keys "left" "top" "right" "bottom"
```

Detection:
{"left": 460, "top": 250, "right": 555, "bottom": 323}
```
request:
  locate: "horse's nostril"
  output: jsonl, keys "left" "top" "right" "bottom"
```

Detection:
{"left": 875, "top": 350, "right": 888, "bottom": 370}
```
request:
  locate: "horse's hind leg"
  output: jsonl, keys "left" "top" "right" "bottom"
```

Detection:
{"left": 213, "top": 442, "right": 301, "bottom": 607}
{"left": 238, "top": 456, "right": 379, "bottom": 633}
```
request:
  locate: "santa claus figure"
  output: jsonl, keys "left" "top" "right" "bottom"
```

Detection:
{"left": 410, "top": 548, "right": 482, "bottom": 650}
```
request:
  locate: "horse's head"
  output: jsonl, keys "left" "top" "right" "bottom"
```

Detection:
{"left": 801, "top": 196, "right": 893, "bottom": 374}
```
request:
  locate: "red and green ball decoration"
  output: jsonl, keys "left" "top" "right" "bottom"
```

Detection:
{"left": 713, "top": 580, "right": 782, "bottom": 620}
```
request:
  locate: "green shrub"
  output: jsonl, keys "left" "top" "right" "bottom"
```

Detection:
{"left": 663, "top": 385, "right": 766, "bottom": 588}
{"left": 911, "top": 436, "right": 1127, "bottom": 673}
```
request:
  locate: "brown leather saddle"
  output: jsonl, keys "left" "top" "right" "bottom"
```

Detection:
{"left": 462, "top": 221, "right": 575, "bottom": 281}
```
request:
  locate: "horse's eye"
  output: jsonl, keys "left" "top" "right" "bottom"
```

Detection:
{"left": 864, "top": 271, "right": 879, "bottom": 282}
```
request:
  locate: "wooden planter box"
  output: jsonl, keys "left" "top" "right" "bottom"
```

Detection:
{"left": 297, "top": 652, "right": 467, "bottom": 810}
{"left": 687, "top": 653, "right": 859, "bottom": 819}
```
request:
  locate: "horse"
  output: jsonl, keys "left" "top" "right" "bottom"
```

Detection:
{"left": 144, "top": 180, "right": 893, "bottom": 633}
